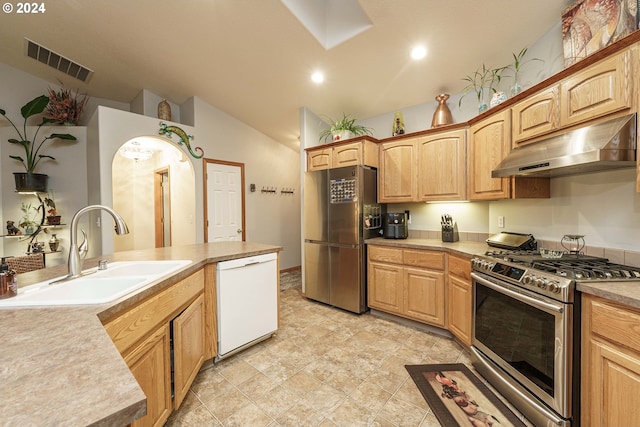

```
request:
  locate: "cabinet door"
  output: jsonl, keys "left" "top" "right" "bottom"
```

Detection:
{"left": 367, "top": 261, "right": 403, "bottom": 314}
{"left": 582, "top": 295, "right": 640, "bottom": 426}
{"left": 417, "top": 129, "right": 467, "bottom": 201}
{"left": 378, "top": 139, "right": 417, "bottom": 202}
{"left": 512, "top": 85, "right": 560, "bottom": 146}
{"left": 125, "top": 324, "right": 172, "bottom": 427}
{"left": 173, "top": 294, "right": 206, "bottom": 410}
{"left": 447, "top": 274, "right": 472, "bottom": 346}
{"left": 332, "top": 142, "right": 362, "bottom": 167}
{"left": 561, "top": 49, "right": 632, "bottom": 128}
{"left": 404, "top": 267, "right": 445, "bottom": 327}
{"left": 307, "top": 148, "right": 332, "bottom": 171}
{"left": 468, "top": 110, "right": 512, "bottom": 200}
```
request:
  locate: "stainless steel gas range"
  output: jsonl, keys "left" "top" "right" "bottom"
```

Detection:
{"left": 470, "top": 232, "right": 640, "bottom": 427}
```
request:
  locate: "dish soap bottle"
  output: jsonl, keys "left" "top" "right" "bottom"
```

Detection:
{"left": 0, "top": 257, "right": 17, "bottom": 299}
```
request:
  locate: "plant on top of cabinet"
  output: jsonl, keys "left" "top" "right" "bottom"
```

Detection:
{"left": 458, "top": 64, "right": 508, "bottom": 113}
{"left": 318, "top": 113, "right": 374, "bottom": 143}
{"left": 44, "top": 87, "right": 89, "bottom": 126}
{"left": 506, "top": 47, "right": 543, "bottom": 96}
{"left": 0, "top": 95, "right": 78, "bottom": 192}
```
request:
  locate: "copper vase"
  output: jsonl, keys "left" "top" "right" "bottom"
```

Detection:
{"left": 431, "top": 94, "right": 453, "bottom": 128}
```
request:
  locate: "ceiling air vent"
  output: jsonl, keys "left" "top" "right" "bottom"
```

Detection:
{"left": 24, "top": 38, "right": 93, "bottom": 83}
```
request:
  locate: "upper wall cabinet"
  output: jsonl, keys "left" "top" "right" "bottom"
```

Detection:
{"left": 378, "top": 138, "right": 417, "bottom": 202}
{"left": 560, "top": 48, "right": 633, "bottom": 127}
{"left": 417, "top": 129, "right": 467, "bottom": 201}
{"left": 512, "top": 85, "right": 560, "bottom": 146}
{"left": 306, "top": 139, "right": 379, "bottom": 171}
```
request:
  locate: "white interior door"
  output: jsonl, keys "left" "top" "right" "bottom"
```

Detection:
{"left": 206, "top": 161, "right": 244, "bottom": 242}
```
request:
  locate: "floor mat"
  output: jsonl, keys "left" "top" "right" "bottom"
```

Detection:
{"left": 405, "top": 363, "right": 527, "bottom": 427}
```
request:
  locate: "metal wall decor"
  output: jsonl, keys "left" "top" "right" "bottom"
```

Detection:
{"left": 158, "top": 122, "right": 204, "bottom": 159}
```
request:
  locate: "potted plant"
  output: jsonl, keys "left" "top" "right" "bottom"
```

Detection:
{"left": 0, "top": 95, "right": 78, "bottom": 192}
{"left": 458, "top": 64, "right": 508, "bottom": 113}
{"left": 318, "top": 113, "right": 374, "bottom": 143}
{"left": 44, "top": 191, "right": 61, "bottom": 225}
{"left": 507, "top": 47, "right": 543, "bottom": 96}
{"left": 19, "top": 202, "right": 40, "bottom": 235}
{"left": 45, "top": 87, "right": 89, "bottom": 125}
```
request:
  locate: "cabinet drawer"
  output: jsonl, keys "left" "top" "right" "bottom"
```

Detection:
{"left": 448, "top": 254, "right": 471, "bottom": 280}
{"left": 105, "top": 269, "right": 205, "bottom": 354}
{"left": 403, "top": 249, "right": 445, "bottom": 270}
{"left": 368, "top": 245, "right": 403, "bottom": 264}
{"left": 588, "top": 297, "right": 640, "bottom": 353}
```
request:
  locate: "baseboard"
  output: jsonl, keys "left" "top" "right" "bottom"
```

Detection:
{"left": 280, "top": 265, "right": 301, "bottom": 273}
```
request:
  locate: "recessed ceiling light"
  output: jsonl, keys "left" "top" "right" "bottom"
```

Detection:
{"left": 411, "top": 46, "right": 427, "bottom": 60}
{"left": 311, "top": 71, "right": 324, "bottom": 84}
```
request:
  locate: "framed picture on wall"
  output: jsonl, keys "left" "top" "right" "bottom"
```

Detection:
{"left": 562, "top": 0, "right": 638, "bottom": 67}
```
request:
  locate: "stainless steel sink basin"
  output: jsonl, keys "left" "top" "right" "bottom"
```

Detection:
{"left": 0, "top": 260, "right": 192, "bottom": 307}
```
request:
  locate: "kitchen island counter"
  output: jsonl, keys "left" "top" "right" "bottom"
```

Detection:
{"left": 0, "top": 241, "right": 282, "bottom": 427}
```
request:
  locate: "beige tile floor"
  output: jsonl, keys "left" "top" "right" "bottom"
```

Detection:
{"left": 165, "top": 277, "right": 526, "bottom": 426}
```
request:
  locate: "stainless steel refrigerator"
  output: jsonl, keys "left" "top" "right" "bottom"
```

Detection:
{"left": 304, "top": 165, "right": 383, "bottom": 313}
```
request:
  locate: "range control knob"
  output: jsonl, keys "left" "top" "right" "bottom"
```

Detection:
{"left": 481, "top": 261, "right": 494, "bottom": 272}
{"left": 535, "top": 278, "right": 547, "bottom": 289}
{"left": 548, "top": 282, "right": 560, "bottom": 293}
{"left": 522, "top": 274, "right": 535, "bottom": 286}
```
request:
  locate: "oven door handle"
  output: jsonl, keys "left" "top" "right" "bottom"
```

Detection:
{"left": 472, "top": 272, "right": 564, "bottom": 314}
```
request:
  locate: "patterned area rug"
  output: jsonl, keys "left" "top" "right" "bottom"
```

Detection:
{"left": 405, "top": 363, "right": 527, "bottom": 427}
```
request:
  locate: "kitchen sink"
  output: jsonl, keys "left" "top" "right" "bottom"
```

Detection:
{"left": 0, "top": 260, "right": 192, "bottom": 307}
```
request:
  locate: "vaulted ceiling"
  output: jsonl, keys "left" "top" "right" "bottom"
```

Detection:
{"left": 0, "top": 0, "right": 573, "bottom": 151}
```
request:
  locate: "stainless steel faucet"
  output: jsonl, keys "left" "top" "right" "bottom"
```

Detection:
{"left": 64, "top": 205, "right": 129, "bottom": 280}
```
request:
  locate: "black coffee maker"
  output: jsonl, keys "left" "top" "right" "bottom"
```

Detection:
{"left": 383, "top": 212, "right": 408, "bottom": 239}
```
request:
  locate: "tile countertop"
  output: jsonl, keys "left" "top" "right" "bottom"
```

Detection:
{"left": 366, "top": 237, "right": 640, "bottom": 310}
{"left": 0, "top": 241, "right": 282, "bottom": 427}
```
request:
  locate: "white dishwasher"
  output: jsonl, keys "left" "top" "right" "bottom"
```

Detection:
{"left": 216, "top": 252, "right": 278, "bottom": 360}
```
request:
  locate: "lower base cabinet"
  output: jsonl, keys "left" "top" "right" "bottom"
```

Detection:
{"left": 125, "top": 324, "right": 172, "bottom": 427}
{"left": 368, "top": 245, "right": 446, "bottom": 327}
{"left": 103, "top": 269, "right": 208, "bottom": 427}
{"left": 582, "top": 294, "right": 640, "bottom": 427}
{"left": 446, "top": 254, "right": 472, "bottom": 346}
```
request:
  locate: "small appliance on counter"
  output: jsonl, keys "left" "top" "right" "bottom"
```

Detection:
{"left": 441, "top": 214, "right": 459, "bottom": 242}
{"left": 384, "top": 212, "right": 408, "bottom": 239}
{"left": 486, "top": 231, "right": 537, "bottom": 250}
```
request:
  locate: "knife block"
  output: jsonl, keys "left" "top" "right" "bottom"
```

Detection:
{"left": 442, "top": 221, "right": 459, "bottom": 242}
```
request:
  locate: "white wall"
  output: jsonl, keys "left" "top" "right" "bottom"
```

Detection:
{"left": 192, "top": 97, "right": 301, "bottom": 270}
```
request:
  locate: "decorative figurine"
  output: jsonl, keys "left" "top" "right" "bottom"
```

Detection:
{"left": 6, "top": 221, "right": 21, "bottom": 236}
{"left": 392, "top": 112, "right": 405, "bottom": 136}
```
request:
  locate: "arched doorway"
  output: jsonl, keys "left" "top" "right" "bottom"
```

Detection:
{"left": 111, "top": 136, "right": 196, "bottom": 252}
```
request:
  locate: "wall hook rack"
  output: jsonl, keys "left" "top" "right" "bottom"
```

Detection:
{"left": 261, "top": 187, "right": 277, "bottom": 194}
{"left": 280, "top": 188, "right": 295, "bottom": 195}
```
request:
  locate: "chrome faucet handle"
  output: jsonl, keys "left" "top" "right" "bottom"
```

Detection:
{"left": 78, "top": 229, "right": 88, "bottom": 262}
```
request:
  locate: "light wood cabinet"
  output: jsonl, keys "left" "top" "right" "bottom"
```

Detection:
{"left": 468, "top": 109, "right": 512, "bottom": 200}
{"left": 104, "top": 269, "right": 208, "bottom": 426}
{"left": 416, "top": 129, "right": 467, "bottom": 201}
{"left": 447, "top": 254, "right": 472, "bottom": 346}
{"left": 561, "top": 49, "right": 632, "bottom": 128}
{"left": 368, "top": 245, "right": 446, "bottom": 327}
{"left": 582, "top": 295, "right": 640, "bottom": 427}
{"left": 125, "top": 324, "right": 172, "bottom": 427}
{"left": 378, "top": 138, "right": 418, "bottom": 202}
{"left": 469, "top": 109, "right": 550, "bottom": 200}
{"left": 173, "top": 293, "right": 206, "bottom": 410}
{"left": 512, "top": 85, "right": 560, "bottom": 146}
{"left": 306, "top": 139, "right": 378, "bottom": 171}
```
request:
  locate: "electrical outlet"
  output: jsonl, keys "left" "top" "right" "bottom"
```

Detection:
{"left": 498, "top": 215, "right": 505, "bottom": 228}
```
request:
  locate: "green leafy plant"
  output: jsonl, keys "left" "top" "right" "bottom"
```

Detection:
{"left": 318, "top": 113, "right": 373, "bottom": 143}
{"left": 507, "top": 47, "right": 543, "bottom": 94}
{"left": 44, "top": 190, "right": 57, "bottom": 216}
{"left": 0, "top": 95, "right": 78, "bottom": 173}
{"left": 19, "top": 202, "right": 40, "bottom": 231}
{"left": 458, "top": 64, "right": 508, "bottom": 110}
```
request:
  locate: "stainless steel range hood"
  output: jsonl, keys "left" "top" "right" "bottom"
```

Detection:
{"left": 492, "top": 113, "right": 637, "bottom": 178}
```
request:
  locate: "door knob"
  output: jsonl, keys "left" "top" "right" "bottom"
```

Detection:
{"left": 237, "top": 229, "right": 243, "bottom": 233}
